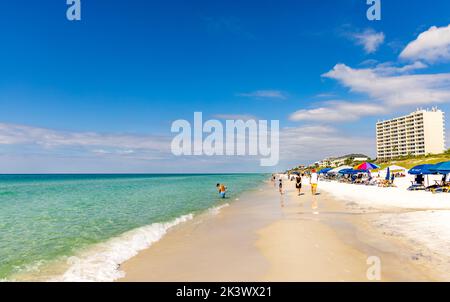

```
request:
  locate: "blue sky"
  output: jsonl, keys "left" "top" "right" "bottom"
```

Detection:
{"left": 1, "top": 0, "right": 450, "bottom": 173}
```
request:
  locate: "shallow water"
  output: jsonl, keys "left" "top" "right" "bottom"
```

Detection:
{"left": 0, "top": 174, "right": 267, "bottom": 281}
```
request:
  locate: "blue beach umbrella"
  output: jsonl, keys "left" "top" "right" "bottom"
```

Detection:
{"left": 339, "top": 169, "right": 368, "bottom": 175}
{"left": 409, "top": 164, "right": 436, "bottom": 175}
{"left": 338, "top": 169, "right": 353, "bottom": 175}
{"left": 429, "top": 161, "right": 450, "bottom": 174}
{"left": 409, "top": 164, "right": 436, "bottom": 187}
{"left": 319, "top": 168, "right": 332, "bottom": 174}
{"left": 385, "top": 167, "right": 390, "bottom": 181}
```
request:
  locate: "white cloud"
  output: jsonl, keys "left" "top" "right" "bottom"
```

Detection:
{"left": 237, "top": 90, "right": 287, "bottom": 100}
{"left": 351, "top": 29, "right": 385, "bottom": 54}
{"left": 400, "top": 24, "right": 450, "bottom": 63}
{"left": 0, "top": 123, "right": 170, "bottom": 156}
{"left": 322, "top": 63, "right": 450, "bottom": 107}
{"left": 279, "top": 125, "right": 375, "bottom": 162}
{"left": 359, "top": 59, "right": 379, "bottom": 67}
{"left": 290, "top": 101, "right": 386, "bottom": 122}
{"left": 290, "top": 66, "right": 443, "bottom": 121}
{"left": 315, "top": 93, "right": 336, "bottom": 98}
{"left": 373, "top": 61, "right": 428, "bottom": 75}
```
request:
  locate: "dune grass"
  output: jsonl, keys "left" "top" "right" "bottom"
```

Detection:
{"left": 376, "top": 152, "right": 450, "bottom": 170}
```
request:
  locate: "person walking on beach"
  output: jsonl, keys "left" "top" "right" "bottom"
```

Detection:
{"left": 310, "top": 169, "right": 319, "bottom": 195}
{"left": 278, "top": 179, "right": 283, "bottom": 195}
{"left": 216, "top": 183, "right": 227, "bottom": 198}
{"left": 295, "top": 174, "right": 302, "bottom": 196}
{"left": 310, "top": 170, "right": 319, "bottom": 214}
{"left": 278, "top": 178, "right": 285, "bottom": 207}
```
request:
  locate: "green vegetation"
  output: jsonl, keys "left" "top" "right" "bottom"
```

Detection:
{"left": 286, "top": 150, "right": 450, "bottom": 174}
{"left": 375, "top": 150, "right": 450, "bottom": 170}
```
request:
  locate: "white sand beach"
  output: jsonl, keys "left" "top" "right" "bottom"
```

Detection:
{"left": 119, "top": 179, "right": 446, "bottom": 281}
{"left": 320, "top": 179, "right": 450, "bottom": 279}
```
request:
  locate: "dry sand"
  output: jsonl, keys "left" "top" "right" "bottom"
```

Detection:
{"left": 119, "top": 180, "right": 438, "bottom": 281}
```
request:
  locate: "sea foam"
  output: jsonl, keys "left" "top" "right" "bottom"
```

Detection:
{"left": 51, "top": 202, "right": 232, "bottom": 282}
{"left": 52, "top": 214, "right": 193, "bottom": 282}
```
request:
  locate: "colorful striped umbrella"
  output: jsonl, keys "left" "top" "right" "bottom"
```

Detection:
{"left": 354, "top": 162, "right": 380, "bottom": 171}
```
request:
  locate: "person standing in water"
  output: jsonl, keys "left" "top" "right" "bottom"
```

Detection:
{"left": 216, "top": 183, "right": 227, "bottom": 198}
{"left": 295, "top": 174, "right": 302, "bottom": 196}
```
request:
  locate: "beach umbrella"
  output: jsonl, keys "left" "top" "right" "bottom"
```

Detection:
{"left": 408, "top": 164, "right": 435, "bottom": 175}
{"left": 385, "top": 167, "right": 390, "bottom": 181}
{"left": 429, "top": 161, "right": 450, "bottom": 174}
{"left": 339, "top": 169, "right": 367, "bottom": 175}
{"left": 387, "top": 165, "right": 407, "bottom": 172}
{"left": 338, "top": 169, "right": 351, "bottom": 175}
{"left": 354, "top": 162, "right": 380, "bottom": 171}
{"left": 328, "top": 166, "right": 352, "bottom": 174}
{"left": 408, "top": 164, "right": 436, "bottom": 187}
{"left": 319, "top": 168, "right": 332, "bottom": 174}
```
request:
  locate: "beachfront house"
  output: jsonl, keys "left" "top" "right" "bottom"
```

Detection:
{"left": 316, "top": 154, "right": 370, "bottom": 168}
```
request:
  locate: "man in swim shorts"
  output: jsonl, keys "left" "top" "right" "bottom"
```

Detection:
{"left": 216, "top": 183, "right": 227, "bottom": 198}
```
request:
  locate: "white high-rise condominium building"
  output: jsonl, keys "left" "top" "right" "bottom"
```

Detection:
{"left": 376, "top": 108, "right": 446, "bottom": 160}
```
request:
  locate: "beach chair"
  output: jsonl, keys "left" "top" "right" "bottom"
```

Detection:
{"left": 408, "top": 182, "right": 426, "bottom": 191}
{"left": 364, "top": 177, "right": 378, "bottom": 186}
{"left": 434, "top": 181, "right": 450, "bottom": 193}
{"left": 426, "top": 177, "right": 447, "bottom": 193}
{"left": 378, "top": 179, "right": 389, "bottom": 187}
{"left": 356, "top": 174, "right": 364, "bottom": 185}
{"left": 443, "top": 184, "right": 450, "bottom": 193}
{"left": 408, "top": 175, "right": 426, "bottom": 191}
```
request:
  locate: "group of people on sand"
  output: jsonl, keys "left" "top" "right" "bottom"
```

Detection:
{"left": 217, "top": 170, "right": 321, "bottom": 214}
{"left": 272, "top": 169, "right": 320, "bottom": 214}
{"left": 274, "top": 170, "right": 319, "bottom": 196}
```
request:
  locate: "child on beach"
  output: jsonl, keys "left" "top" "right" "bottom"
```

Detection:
{"left": 216, "top": 183, "right": 227, "bottom": 198}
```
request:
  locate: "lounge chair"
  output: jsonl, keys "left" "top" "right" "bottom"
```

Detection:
{"left": 408, "top": 181, "right": 426, "bottom": 191}
{"left": 354, "top": 174, "right": 364, "bottom": 184}
{"left": 408, "top": 175, "right": 426, "bottom": 191}
{"left": 426, "top": 176, "right": 448, "bottom": 192}
{"left": 364, "top": 177, "right": 378, "bottom": 186}
{"left": 378, "top": 179, "right": 396, "bottom": 188}
{"left": 428, "top": 180, "right": 450, "bottom": 193}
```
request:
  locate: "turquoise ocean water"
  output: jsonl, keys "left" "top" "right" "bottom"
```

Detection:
{"left": 0, "top": 174, "right": 267, "bottom": 281}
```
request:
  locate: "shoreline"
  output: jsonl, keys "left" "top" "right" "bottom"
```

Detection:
{"left": 2, "top": 174, "right": 267, "bottom": 282}
{"left": 118, "top": 180, "right": 439, "bottom": 282}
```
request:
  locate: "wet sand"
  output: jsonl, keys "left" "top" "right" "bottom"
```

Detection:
{"left": 119, "top": 180, "right": 437, "bottom": 281}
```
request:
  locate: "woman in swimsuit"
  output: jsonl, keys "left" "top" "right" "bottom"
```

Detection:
{"left": 295, "top": 175, "right": 302, "bottom": 196}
